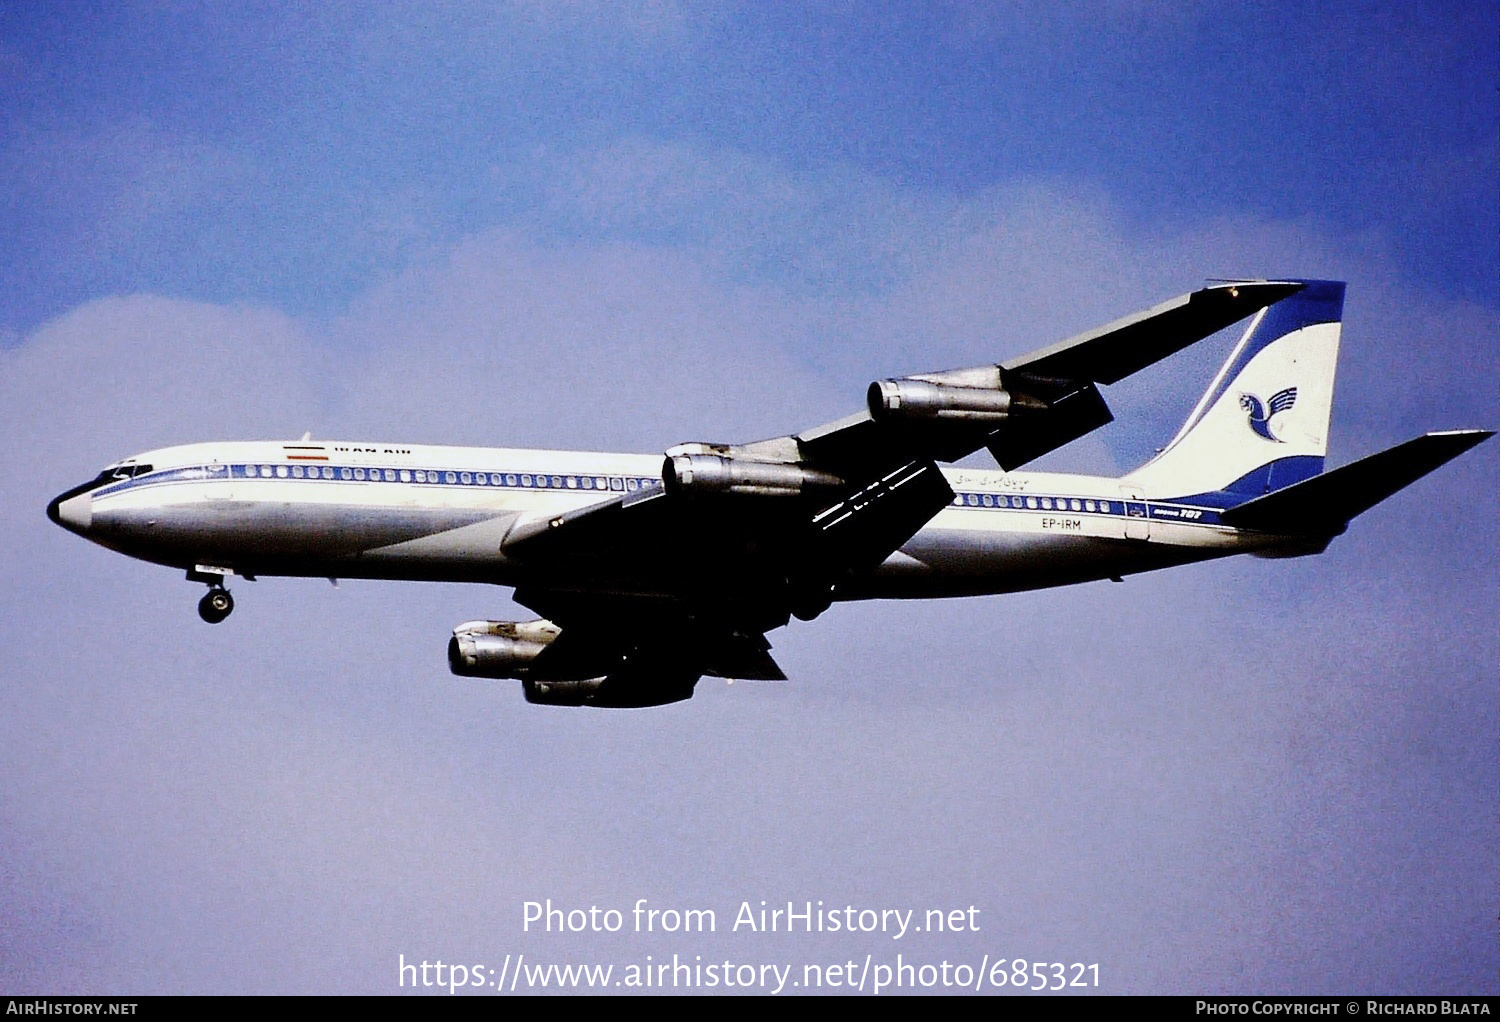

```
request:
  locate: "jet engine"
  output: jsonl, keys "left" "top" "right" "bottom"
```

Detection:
{"left": 867, "top": 379, "right": 1014, "bottom": 423}
{"left": 447, "top": 619, "right": 560, "bottom": 679}
{"left": 662, "top": 453, "right": 842, "bottom": 498}
{"left": 448, "top": 620, "right": 698, "bottom": 707}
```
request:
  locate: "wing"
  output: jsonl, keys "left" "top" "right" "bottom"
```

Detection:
{"left": 503, "top": 458, "right": 954, "bottom": 671}
{"left": 500, "top": 280, "right": 1302, "bottom": 696}
{"left": 779, "top": 279, "right": 1307, "bottom": 474}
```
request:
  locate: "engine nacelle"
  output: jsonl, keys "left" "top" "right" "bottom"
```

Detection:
{"left": 447, "top": 619, "right": 560, "bottom": 679}
{"left": 523, "top": 676, "right": 697, "bottom": 708}
{"left": 662, "top": 454, "right": 843, "bottom": 498}
{"left": 522, "top": 678, "right": 607, "bottom": 705}
{"left": 868, "top": 379, "right": 1013, "bottom": 423}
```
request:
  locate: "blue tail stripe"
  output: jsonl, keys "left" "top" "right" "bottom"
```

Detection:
{"left": 1163, "top": 455, "right": 1326, "bottom": 509}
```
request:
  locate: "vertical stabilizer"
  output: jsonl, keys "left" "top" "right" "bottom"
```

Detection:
{"left": 1124, "top": 280, "right": 1344, "bottom": 501}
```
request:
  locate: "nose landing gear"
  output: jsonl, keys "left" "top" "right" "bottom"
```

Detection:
{"left": 198, "top": 586, "right": 234, "bottom": 624}
{"left": 188, "top": 567, "right": 236, "bottom": 623}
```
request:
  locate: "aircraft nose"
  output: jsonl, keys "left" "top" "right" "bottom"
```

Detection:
{"left": 47, "top": 489, "right": 93, "bottom": 534}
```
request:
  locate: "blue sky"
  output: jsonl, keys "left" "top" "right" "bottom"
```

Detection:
{"left": 3, "top": 2, "right": 1494, "bottom": 329}
{"left": 3, "top": 2, "right": 1496, "bottom": 995}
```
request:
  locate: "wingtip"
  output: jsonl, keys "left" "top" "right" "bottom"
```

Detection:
{"left": 1202, "top": 279, "right": 1352, "bottom": 304}
{"left": 1425, "top": 428, "right": 1495, "bottom": 444}
{"left": 1202, "top": 278, "right": 1310, "bottom": 290}
{"left": 1196, "top": 279, "right": 1310, "bottom": 307}
{"left": 1378, "top": 429, "right": 1495, "bottom": 463}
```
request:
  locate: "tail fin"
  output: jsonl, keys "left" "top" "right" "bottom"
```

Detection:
{"left": 1124, "top": 279, "right": 1345, "bottom": 501}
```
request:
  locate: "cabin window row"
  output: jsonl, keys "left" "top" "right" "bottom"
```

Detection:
{"left": 956, "top": 492, "right": 1113, "bottom": 514}
{"left": 233, "top": 464, "right": 656, "bottom": 491}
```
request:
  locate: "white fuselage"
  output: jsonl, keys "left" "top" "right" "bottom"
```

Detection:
{"left": 53, "top": 438, "right": 1293, "bottom": 601}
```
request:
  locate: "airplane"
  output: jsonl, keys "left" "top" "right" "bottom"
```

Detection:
{"left": 47, "top": 279, "right": 1491, "bottom": 707}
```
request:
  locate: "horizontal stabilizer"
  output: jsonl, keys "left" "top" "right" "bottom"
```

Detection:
{"left": 1221, "top": 430, "right": 1493, "bottom": 534}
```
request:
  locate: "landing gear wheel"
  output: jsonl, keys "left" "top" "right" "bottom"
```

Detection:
{"left": 198, "top": 588, "right": 234, "bottom": 624}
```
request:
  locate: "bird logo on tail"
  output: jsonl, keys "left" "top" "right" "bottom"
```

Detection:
{"left": 1239, "top": 387, "right": 1298, "bottom": 442}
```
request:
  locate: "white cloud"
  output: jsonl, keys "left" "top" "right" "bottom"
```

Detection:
{"left": 4, "top": 154, "right": 1495, "bottom": 992}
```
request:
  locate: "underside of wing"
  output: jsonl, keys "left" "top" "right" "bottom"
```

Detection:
{"left": 496, "top": 457, "right": 955, "bottom": 704}
{"left": 505, "top": 587, "right": 788, "bottom": 707}
{"left": 503, "top": 458, "right": 955, "bottom": 627}
{"left": 783, "top": 279, "right": 1305, "bottom": 473}
{"left": 485, "top": 281, "right": 1304, "bottom": 707}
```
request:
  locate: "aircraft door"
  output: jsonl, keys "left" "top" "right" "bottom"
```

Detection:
{"left": 1120, "top": 485, "right": 1150, "bottom": 540}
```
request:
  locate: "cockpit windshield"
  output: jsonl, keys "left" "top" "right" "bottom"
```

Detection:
{"left": 90, "top": 463, "right": 154, "bottom": 487}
